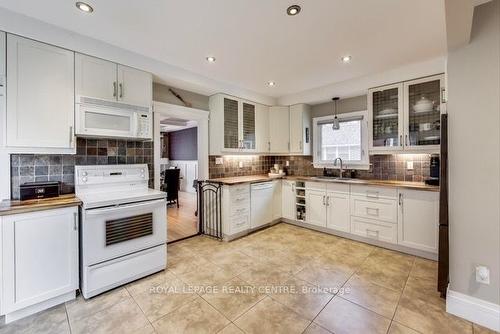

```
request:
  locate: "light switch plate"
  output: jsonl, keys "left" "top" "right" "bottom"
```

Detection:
{"left": 406, "top": 161, "right": 413, "bottom": 170}
{"left": 215, "top": 157, "right": 223, "bottom": 165}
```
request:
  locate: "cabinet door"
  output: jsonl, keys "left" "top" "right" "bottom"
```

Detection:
{"left": 241, "top": 102, "right": 256, "bottom": 150}
{"left": 75, "top": 53, "right": 117, "bottom": 101}
{"left": 255, "top": 104, "right": 270, "bottom": 153}
{"left": 281, "top": 180, "right": 296, "bottom": 220}
{"left": 306, "top": 189, "right": 327, "bottom": 227}
{"left": 289, "top": 105, "right": 303, "bottom": 153}
{"left": 223, "top": 97, "right": 240, "bottom": 150}
{"left": 7, "top": 35, "right": 75, "bottom": 149}
{"left": 398, "top": 189, "right": 439, "bottom": 253}
{"left": 368, "top": 83, "right": 404, "bottom": 152}
{"left": 403, "top": 74, "right": 444, "bottom": 151}
{"left": 117, "top": 64, "right": 152, "bottom": 107}
{"left": 269, "top": 106, "right": 290, "bottom": 153}
{"left": 272, "top": 180, "right": 282, "bottom": 220}
{"left": 2, "top": 207, "right": 78, "bottom": 313}
{"left": 326, "top": 192, "right": 350, "bottom": 232}
{"left": 0, "top": 31, "right": 5, "bottom": 77}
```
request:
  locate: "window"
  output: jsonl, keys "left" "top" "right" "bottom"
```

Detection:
{"left": 313, "top": 111, "right": 369, "bottom": 169}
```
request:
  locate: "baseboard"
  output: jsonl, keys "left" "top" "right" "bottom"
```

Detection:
{"left": 447, "top": 288, "right": 500, "bottom": 332}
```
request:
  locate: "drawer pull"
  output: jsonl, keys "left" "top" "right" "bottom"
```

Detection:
{"left": 366, "top": 229, "right": 379, "bottom": 238}
{"left": 366, "top": 191, "right": 379, "bottom": 199}
{"left": 366, "top": 207, "right": 380, "bottom": 216}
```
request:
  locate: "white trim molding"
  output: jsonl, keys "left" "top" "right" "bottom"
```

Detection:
{"left": 447, "top": 289, "right": 500, "bottom": 332}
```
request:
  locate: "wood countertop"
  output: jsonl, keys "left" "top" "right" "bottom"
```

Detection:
{"left": 207, "top": 175, "right": 439, "bottom": 192}
{"left": 0, "top": 194, "right": 81, "bottom": 216}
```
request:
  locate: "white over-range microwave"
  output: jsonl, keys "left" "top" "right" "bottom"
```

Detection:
{"left": 75, "top": 96, "right": 152, "bottom": 140}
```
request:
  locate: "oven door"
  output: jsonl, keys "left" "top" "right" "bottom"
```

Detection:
{"left": 82, "top": 198, "right": 166, "bottom": 266}
{"left": 76, "top": 103, "right": 138, "bottom": 139}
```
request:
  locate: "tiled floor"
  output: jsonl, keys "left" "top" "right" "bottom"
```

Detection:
{"left": 0, "top": 223, "right": 497, "bottom": 334}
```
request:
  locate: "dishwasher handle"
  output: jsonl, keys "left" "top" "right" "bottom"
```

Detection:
{"left": 251, "top": 182, "right": 273, "bottom": 190}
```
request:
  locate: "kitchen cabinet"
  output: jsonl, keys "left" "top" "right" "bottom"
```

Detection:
{"left": 75, "top": 53, "right": 152, "bottom": 108}
{"left": 306, "top": 189, "right": 327, "bottom": 227}
{"left": 269, "top": 106, "right": 290, "bottom": 153}
{"left": 0, "top": 31, "right": 5, "bottom": 77}
{"left": 368, "top": 74, "right": 444, "bottom": 153}
{"left": 326, "top": 190, "right": 350, "bottom": 233}
{"left": 289, "top": 104, "right": 311, "bottom": 155}
{"left": 222, "top": 184, "right": 250, "bottom": 237}
{"left": 1, "top": 206, "right": 78, "bottom": 320}
{"left": 209, "top": 94, "right": 260, "bottom": 154}
{"left": 272, "top": 180, "right": 282, "bottom": 220}
{"left": 255, "top": 104, "right": 270, "bottom": 153}
{"left": 281, "top": 180, "right": 296, "bottom": 220}
{"left": 398, "top": 189, "right": 439, "bottom": 253}
{"left": 6, "top": 35, "right": 75, "bottom": 152}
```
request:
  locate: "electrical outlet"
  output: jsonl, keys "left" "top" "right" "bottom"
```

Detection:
{"left": 238, "top": 161, "right": 243, "bottom": 168}
{"left": 215, "top": 157, "right": 224, "bottom": 165}
{"left": 406, "top": 161, "right": 413, "bottom": 170}
{"left": 286, "top": 160, "right": 290, "bottom": 167}
{"left": 476, "top": 266, "right": 490, "bottom": 284}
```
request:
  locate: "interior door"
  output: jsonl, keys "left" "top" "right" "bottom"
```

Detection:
{"left": 75, "top": 53, "right": 117, "bottom": 101}
{"left": 6, "top": 34, "right": 75, "bottom": 149}
{"left": 269, "top": 106, "right": 290, "bottom": 153}
{"left": 117, "top": 64, "right": 152, "bottom": 107}
{"left": 326, "top": 192, "right": 350, "bottom": 232}
{"left": 306, "top": 189, "right": 327, "bottom": 227}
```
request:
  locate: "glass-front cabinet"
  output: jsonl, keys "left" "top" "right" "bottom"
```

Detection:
{"left": 369, "top": 74, "right": 444, "bottom": 153}
{"left": 221, "top": 96, "right": 256, "bottom": 152}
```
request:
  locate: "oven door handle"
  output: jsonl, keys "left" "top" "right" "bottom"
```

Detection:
{"left": 85, "top": 198, "right": 166, "bottom": 215}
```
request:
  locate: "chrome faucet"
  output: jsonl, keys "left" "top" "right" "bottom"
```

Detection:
{"left": 333, "top": 158, "right": 344, "bottom": 179}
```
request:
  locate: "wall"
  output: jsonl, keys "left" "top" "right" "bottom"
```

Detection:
{"left": 208, "top": 154, "right": 431, "bottom": 181}
{"left": 311, "top": 95, "right": 368, "bottom": 118}
{"left": 153, "top": 83, "right": 210, "bottom": 111}
{"left": 447, "top": 0, "right": 500, "bottom": 306}
{"left": 166, "top": 127, "right": 198, "bottom": 161}
{"left": 10, "top": 138, "right": 154, "bottom": 199}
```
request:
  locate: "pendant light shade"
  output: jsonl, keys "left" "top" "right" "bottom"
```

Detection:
{"left": 332, "top": 97, "right": 340, "bottom": 130}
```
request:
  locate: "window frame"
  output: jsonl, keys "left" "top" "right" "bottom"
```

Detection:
{"left": 313, "top": 110, "right": 370, "bottom": 170}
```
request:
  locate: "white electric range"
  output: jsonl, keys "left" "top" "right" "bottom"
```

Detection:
{"left": 75, "top": 164, "right": 167, "bottom": 299}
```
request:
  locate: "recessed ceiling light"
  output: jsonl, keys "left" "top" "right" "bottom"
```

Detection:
{"left": 267, "top": 81, "right": 276, "bottom": 87}
{"left": 341, "top": 55, "right": 352, "bottom": 63}
{"left": 76, "top": 2, "right": 93, "bottom": 13}
{"left": 287, "top": 5, "right": 301, "bottom": 16}
{"left": 206, "top": 56, "right": 216, "bottom": 63}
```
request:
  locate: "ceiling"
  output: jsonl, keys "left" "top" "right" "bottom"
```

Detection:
{"left": 0, "top": 0, "right": 447, "bottom": 99}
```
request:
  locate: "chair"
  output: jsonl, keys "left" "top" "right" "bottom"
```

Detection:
{"left": 163, "top": 168, "right": 180, "bottom": 208}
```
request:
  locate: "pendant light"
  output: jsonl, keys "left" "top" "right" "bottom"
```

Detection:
{"left": 332, "top": 97, "right": 340, "bottom": 130}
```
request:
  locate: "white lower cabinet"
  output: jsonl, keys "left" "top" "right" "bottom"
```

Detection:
{"left": 326, "top": 191, "right": 350, "bottom": 233}
{"left": 1, "top": 206, "right": 79, "bottom": 321}
{"left": 281, "top": 180, "right": 296, "bottom": 220}
{"left": 306, "top": 189, "right": 327, "bottom": 227}
{"left": 272, "top": 180, "right": 282, "bottom": 220}
{"left": 351, "top": 216, "right": 398, "bottom": 244}
{"left": 222, "top": 184, "right": 250, "bottom": 237}
{"left": 398, "top": 189, "right": 439, "bottom": 253}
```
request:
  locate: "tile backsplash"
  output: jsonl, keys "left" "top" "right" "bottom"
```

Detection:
{"left": 209, "top": 154, "right": 431, "bottom": 182}
{"left": 10, "top": 138, "right": 153, "bottom": 200}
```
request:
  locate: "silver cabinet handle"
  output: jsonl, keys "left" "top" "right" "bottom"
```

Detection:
{"left": 288, "top": 142, "right": 290, "bottom": 151}
{"left": 326, "top": 196, "right": 330, "bottom": 206}
{"left": 113, "top": 82, "right": 117, "bottom": 97}
{"left": 399, "top": 193, "right": 403, "bottom": 206}
{"left": 400, "top": 135, "right": 403, "bottom": 147}
{"left": 73, "top": 212, "right": 78, "bottom": 231}
{"left": 119, "top": 83, "right": 123, "bottom": 98}
{"left": 268, "top": 141, "right": 271, "bottom": 152}
{"left": 69, "top": 126, "right": 74, "bottom": 147}
{"left": 405, "top": 135, "right": 409, "bottom": 146}
{"left": 322, "top": 195, "right": 326, "bottom": 206}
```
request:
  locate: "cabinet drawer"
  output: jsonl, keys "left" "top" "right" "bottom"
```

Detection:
{"left": 326, "top": 183, "right": 349, "bottom": 194}
{"left": 231, "top": 205, "right": 249, "bottom": 217}
{"left": 231, "top": 193, "right": 250, "bottom": 206}
{"left": 229, "top": 184, "right": 250, "bottom": 196}
{"left": 351, "top": 216, "right": 397, "bottom": 244}
{"left": 230, "top": 214, "right": 249, "bottom": 233}
{"left": 350, "top": 185, "right": 397, "bottom": 199}
{"left": 350, "top": 196, "right": 397, "bottom": 223}
{"left": 306, "top": 182, "right": 326, "bottom": 191}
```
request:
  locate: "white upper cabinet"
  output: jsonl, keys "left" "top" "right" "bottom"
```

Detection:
{"left": 76, "top": 54, "right": 152, "bottom": 108}
{"left": 269, "top": 106, "right": 290, "bottom": 153}
{"left": 398, "top": 189, "right": 439, "bottom": 253}
{"left": 117, "top": 64, "right": 152, "bottom": 107}
{"left": 0, "top": 31, "right": 5, "bottom": 77}
{"left": 6, "top": 35, "right": 75, "bottom": 151}
{"left": 209, "top": 94, "right": 261, "bottom": 154}
{"left": 75, "top": 54, "right": 117, "bottom": 101}
{"left": 289, "top": 104, "right": 311, "bottom": 155}
{"left": 368, "top": 74, "right": 444, "bottom": 153}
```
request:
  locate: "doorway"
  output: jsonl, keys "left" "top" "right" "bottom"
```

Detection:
{"left": 153, "top": 102, "right": 209, "bottom": 243}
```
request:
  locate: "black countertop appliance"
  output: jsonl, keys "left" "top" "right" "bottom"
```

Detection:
{"left": 19, "top": 181, "right": 60, "bottom": 201}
